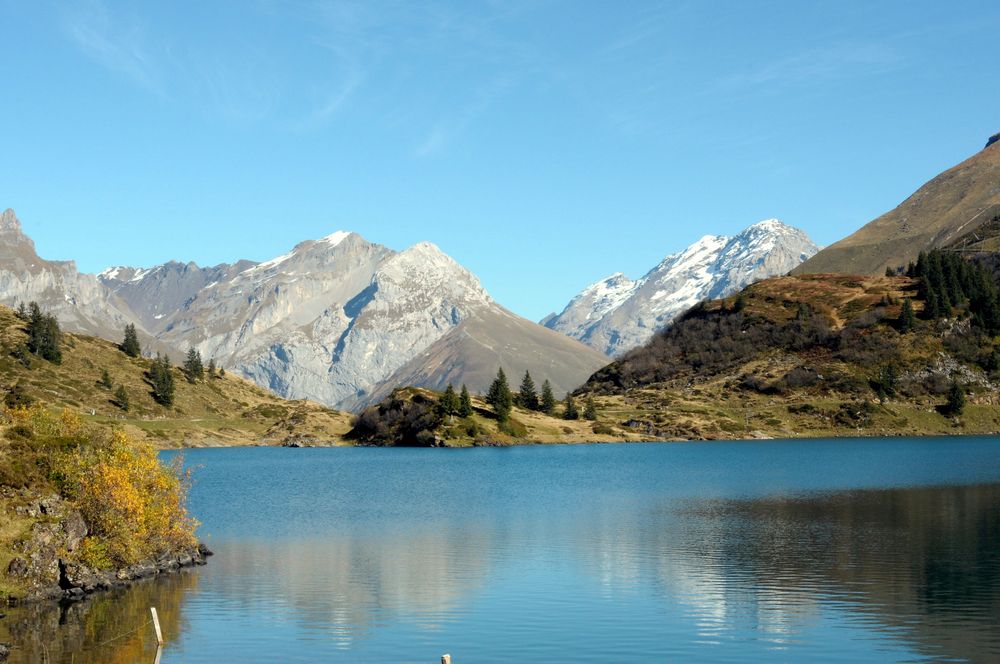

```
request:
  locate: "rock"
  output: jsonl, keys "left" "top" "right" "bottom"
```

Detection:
{"left": 6, "top": 558, "right": 28, "bottom": 577}
{"left": 37, "top": 495, "right": 63, "bottom": 517}
{"left": 61, "top": 510, "right": 88, "bottom": 552}
{"left": 987, "top": 132, "right": 1000, "bottom": 149}
{"left": 0, "top": 642, "right": 10, "bottom": 661}
{"left": 198, "top": 542, "right": 215, "bottom": 557}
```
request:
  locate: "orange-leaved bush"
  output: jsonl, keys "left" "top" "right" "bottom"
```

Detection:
{"left": 61, "top": 427, "right": 198, "bottom": 567}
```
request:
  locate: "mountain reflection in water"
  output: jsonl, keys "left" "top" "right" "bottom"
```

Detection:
{"left": 2, "top": 441, "right": 999, "bottom": 663}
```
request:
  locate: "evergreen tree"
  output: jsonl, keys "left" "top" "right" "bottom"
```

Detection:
{"left": 183, "top": 347, "right": 204, "bottom": 384}
{"left": 517, "top": 370, "right": 539, "bottom": 410}
{"left": 99, "top": 368, "right": 113, "bottom": 390}
{"left": 439, "top": 383, "right": 459, "bottom": 417}
{"left": 113, "top": 385, "right": 130, "bottom": 412}
{"left": 563, "top": 393, "right": 579, "bottom": 420}
{"left": 149, "top": 354, "right": 176, "bottom": 407}
{"left": 540, "top": 379, "right": 556, "bottom": 414}
{"left": 458, "top": 384, "right": 473, "bottom": 417}
{"left": 121, "top": 323, "right": 141, "bottom": 357}
{"left": 4, "top": 381, "right": 33, "bottom": 409}
{"left": 25, "top": 302, "right": 62, "bottom": 364}
{"left": 897, "top": 298, "right": 916, "bottom": 333}
{"left": 885, "top": 266, "right": 895, "bottom": 277}
{"left": 15, "top": 302, "right": 27, "bottom": 320}
{"left": 923, "top": 287, "right": 940, "bottom": 320}
{"left": 486, "top": 367, "right": 513, "bottom": 421}
{"left": 986, "top": 348, "right": 1000, "bottom": 374}
{"left": 945, "top": 380, "right": 966, "bottom": 417}
{"left": 207, "top": 358, "right": 217, "bottom": 377}
{"left": 583, "top": 395, "right": 598, "bottom": 421}
{"left": 733, "top": 293, "right": 747, "bottom": 312}
{"left": 219, "top": 366, "right": 226, "bottom": 377}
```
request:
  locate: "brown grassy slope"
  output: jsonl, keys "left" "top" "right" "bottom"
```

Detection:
{"left": 795, "top": 137, "right": 1000, "bottom": 276}
{"left": 0, "top": 306, "right": 351, "bottom": 447}
{"left": 579, "top": 274, "right": 1000, "bottom": 440}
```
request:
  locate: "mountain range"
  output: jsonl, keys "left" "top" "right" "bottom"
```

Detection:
{"left": 0, "top": 211, "right": 607, "bottom": 410}
{"left": 543, "top": 219, "right": 819, "bottom": 356}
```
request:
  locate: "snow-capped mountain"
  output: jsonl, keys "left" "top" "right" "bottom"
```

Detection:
{"left": 544, "top": 219, "right": 819, "bottom": 356}
{"left": 0, "top": 209, "right": 607, "bottom": 410}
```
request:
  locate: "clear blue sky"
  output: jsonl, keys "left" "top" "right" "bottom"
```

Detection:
{"left": 1, "top": 1, "right": 998, "bottom": 321}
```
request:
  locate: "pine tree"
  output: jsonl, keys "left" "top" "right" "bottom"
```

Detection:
{"left": 183, "top": 347, "right": 204, "bottom": 384}
{"left": 99, "top": 369, "right": 113, "bottom": 390}
{"left": 4, "top": 381, "right": 33, "bottom": 409}
{"left": 733, "top": 293, "right": 747, "bottom": 312}
{"left": 207, "top": 358, "right": 217, "bottom": 377}
{"left": 25, "top": 302, "right": 62, "bottom": 364}
{"left": 583, "top": 395, "right": 598, "bottom": 421}
{"left": 945, "top": 380, "right": 966, "bottom": 417}
{"left": 885, "top": 266, "right": 895, "bottom": 277}
{"left": 219, "top": 366, "right": 226, "bottom": 377}
{"left": 540, "top": 379, "right": 556, "bottom": 414}
{"left": 15, "top": 302, "right": 27, "bottom": 320}
{"left": 518, "top": 371, "right": 539, "bottom": 410}
{"left": 897, "top": 298, "right": 916, "bottom": 333}
{"left": 563, "top": 393, "right": 579, "bottom": 420}
{"left": 121, "top": 323, "right": 141, "bottom": 357}
{"left": 924, "top": 287, "right": 940, "bottom": 320}
{"left": 114, "top": 385, "right": 130, "bottom": 412}
{"left": 486, "top": 367, "right": 513, "bottom": 421}
{"left": 149, "top": 354, "right": 176, "bottom": 407}
{"left": 458, "top": 384, "right": 473, "bottom": 417}
{"left": 439, "top": 383, "right": 459, "bottom": 417}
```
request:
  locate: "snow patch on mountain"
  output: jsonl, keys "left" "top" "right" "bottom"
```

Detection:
{"left": 544, "top": 219, "right": 819, "bottom": 356}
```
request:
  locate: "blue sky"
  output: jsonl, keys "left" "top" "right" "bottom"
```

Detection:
{"left": 1, "top": 1, "right": 998, "bottom": 321}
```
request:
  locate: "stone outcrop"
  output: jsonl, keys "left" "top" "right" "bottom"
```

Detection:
{"left": 3, "top": 492, "right": 210, "bottom": 604}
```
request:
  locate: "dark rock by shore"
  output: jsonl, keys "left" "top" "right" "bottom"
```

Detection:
{"left": 4, "top": 493, "right": 213, "bottom": 605}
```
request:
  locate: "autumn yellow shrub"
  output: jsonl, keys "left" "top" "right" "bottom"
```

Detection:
{"left": 61, "top": 428, "right": 198, "bottom": 567}
{"left": 2, "top": 406, "right": 198, "bottom": 569}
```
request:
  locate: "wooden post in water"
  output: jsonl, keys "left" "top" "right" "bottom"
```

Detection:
{"left": 150, "top": 607, "right": 164, "bottom": 646}
{"left": 441, "top": 655, "right": 451, "bottom": 664}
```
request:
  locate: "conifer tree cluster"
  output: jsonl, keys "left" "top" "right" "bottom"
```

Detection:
{"left": 906, "top": 250, "right": 1000, "bottom": 332}
{"left": 114, "top": 385, "right": 130, "bottom": 412}
{"left": 149, "top": 354, "right": 176, "bottom": 407}
{"left": 438, "top": 383, "right": 460, "bottom": 418}
{"left": 563, "top": 393, "right": 579, "bottom": 420}
{"left": 121, "top": 323, "right": 141, "bottom": 357}
{"left": 183, "top": 348, "right": 204, "bottom": 384}
{"left": 459, "top": 384, "right": 473, "bottom": 417}
{"left": 25, "top": 302, "right": 62, "bottom": 364}
{"left": 487, "top": 368, "right": 514, "bottom": 422}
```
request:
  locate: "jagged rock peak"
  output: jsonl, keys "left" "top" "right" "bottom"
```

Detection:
{"left": 986, "top": 132, "right": 1000, "bottom": 150}
{"left": 1, "top": 208, "right": 23, "bottom": 232}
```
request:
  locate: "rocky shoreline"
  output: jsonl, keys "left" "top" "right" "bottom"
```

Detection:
{"left": 3, "top": 491, "right": 212, "bottom": 605}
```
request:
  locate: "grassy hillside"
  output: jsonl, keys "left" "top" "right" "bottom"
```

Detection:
{"left": 577, "top": 272, "right": 1000, "bottom": 440}
{"left": 0, "top": 306, "right": 351, "bottom": 447}
{"left": 795, "top": 136, "right": 1000, "bottom": 276}
{"left": 347, "top": 386, "right": 653, "bottom": 446}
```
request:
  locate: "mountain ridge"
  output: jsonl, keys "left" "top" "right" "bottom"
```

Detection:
{"left": 794, "top": 134, "right": 1000, "bottom": 276}
{"left": 544, "top": 219, "right": 819, "bottom": 356}
{"left": 0, "top": 211, "right": 605, "bottom": 410}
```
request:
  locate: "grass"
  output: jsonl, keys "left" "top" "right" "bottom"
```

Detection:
{"left": 0, "top": 305, "right": 352, "bottom": 448}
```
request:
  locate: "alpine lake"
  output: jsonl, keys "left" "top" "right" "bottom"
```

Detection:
{"left": 2, "top": 437, "right": 999, "bottom": 663}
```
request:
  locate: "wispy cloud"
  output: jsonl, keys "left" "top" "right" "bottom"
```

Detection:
{"left": 720, "top": 42, "right": 905, "bottom": 90}
{"left": 60, "top": 0, "right": 164, "bottom": 97}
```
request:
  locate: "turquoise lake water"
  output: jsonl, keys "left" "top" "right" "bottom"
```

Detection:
{"left": 4, "top": 437, "right": 1000, "bottom": 662}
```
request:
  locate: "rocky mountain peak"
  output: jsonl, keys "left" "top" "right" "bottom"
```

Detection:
{"left": 1, "top": 208, "right": 23, "bottom": 232}
{"left": 545, "top": 218, "right": 819, "bottom": 356}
